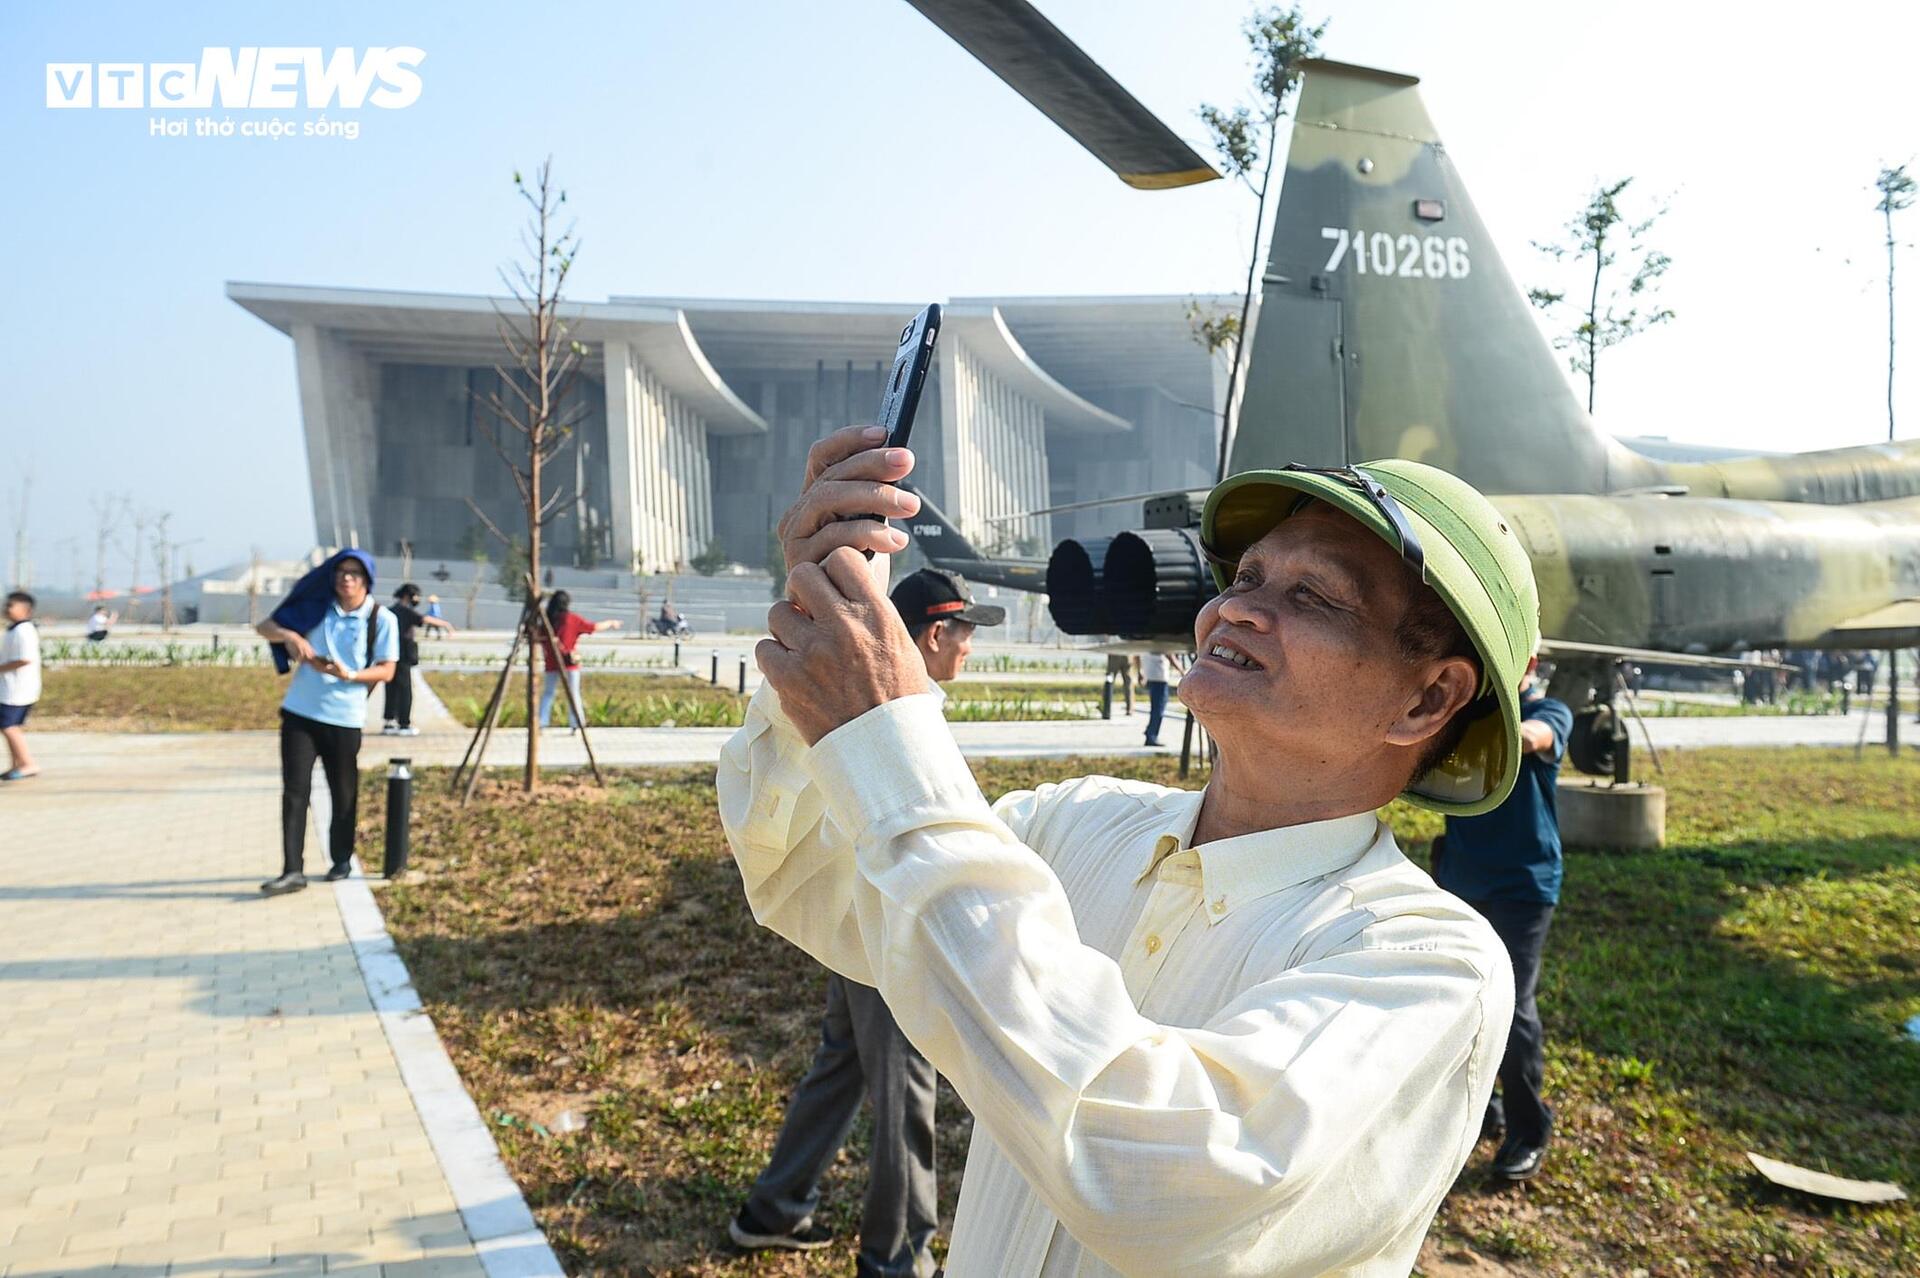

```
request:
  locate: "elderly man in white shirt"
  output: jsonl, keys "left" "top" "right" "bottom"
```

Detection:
{"left": 720, "top": 426, "right": 1542, "bottom": 1276}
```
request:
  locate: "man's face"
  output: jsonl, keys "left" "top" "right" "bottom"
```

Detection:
{"left": 919, "top": 619, "right": 976, "bottom": 682}
{"left": 334, "top": 562, "right": 370, "bottom": 610}
{"left": 1180, "top": 503, "right": 1437, "bottom": 773}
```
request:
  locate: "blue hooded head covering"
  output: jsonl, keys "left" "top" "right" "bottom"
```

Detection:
{"left": 268, "top": 549, "right": 377, "bottom": 674}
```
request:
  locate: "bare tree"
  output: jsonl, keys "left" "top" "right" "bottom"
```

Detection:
{"left": 7, "top": 473, "right": 31, "bottom": 590}
{"left": 153, "top": 512, "right": 174, "bottom": 630}
{"left": 121, "top": 507, "right": 152, "bottom": 624}
{"left": 1528, "top": 177, "right": 1676, "bottom": 414}
{"left": 1196, "top": 5, "right": 1326, "bottom": 479}
{"left": 247, "top": 546, "right": 263, "bottom": 625}
{"left": 1876, "top": 164, "right": 1915, "bottom": 442}
{"left": 468, "top": 158, "right": 590, "bottom": 791}
{"left": 89, "top": 494, "right": 120, "bottom": 597}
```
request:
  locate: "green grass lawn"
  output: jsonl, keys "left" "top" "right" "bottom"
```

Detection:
{"left": 363, "top": 749, "right": 1919, "bottom": 1276}
{"left": 426, "top": 672, "right": 1133, "bottom": 728}
{"left": 33, "top": 665, "right": 290, "bottom": 731}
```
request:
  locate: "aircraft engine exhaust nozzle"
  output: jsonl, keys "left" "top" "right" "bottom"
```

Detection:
{"left": 1046, "top": 529, "right": 1210, "bottom": 639}
{"left": 1045, "top": 537, "right": 1114, "bottom": 635}
{"left": 1105, "top": 529, "right": 1209, "bottom": 637}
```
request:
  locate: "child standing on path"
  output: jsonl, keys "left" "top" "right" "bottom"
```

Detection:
{"left": 0, "top": 591, "right": 40, "bottom": 781}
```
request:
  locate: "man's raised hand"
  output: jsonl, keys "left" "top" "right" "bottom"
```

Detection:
{"left": 777, "top": 425, "right": 921, "bottom": 573}
{"left": 758, "top": 546, "right": 930, "bottom": 744}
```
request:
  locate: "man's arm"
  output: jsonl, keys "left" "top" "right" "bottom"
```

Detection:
{"left": 777, "top": 696, "right": 1509, "bottom": 1274}
{"left": 256, "top": 618, "right": 317, "bottom": 664}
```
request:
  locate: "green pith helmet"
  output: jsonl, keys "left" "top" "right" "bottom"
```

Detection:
{"left": 1200, "top": 460, "right": 1542, "bottom": 816}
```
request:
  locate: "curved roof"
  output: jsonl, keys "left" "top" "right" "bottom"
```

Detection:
{"left": 225, "top": 282, "right": 766, "bottom": 434}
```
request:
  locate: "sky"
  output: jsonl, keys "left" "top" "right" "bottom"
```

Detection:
{"left": 5, "top": 0, "right": 1918, "bottom": 590}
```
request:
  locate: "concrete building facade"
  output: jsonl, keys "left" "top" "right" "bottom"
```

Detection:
{"left": 230, "top": 284, "right": 1228, "bottom": 573}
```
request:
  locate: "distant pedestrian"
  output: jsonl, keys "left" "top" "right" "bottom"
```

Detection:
{"left": 383, "top": 583, "right": 456, "bottom": 736}
{"left": 254, "top": 551, "right": 398, "bottom": 896}
{"left": 86, "top": 605, "right": 116, "bottom": 643}
{"left": 425, "top": 594, "right": 444, "bottom": 621}
{"left": 1, "top": 591, "right": 42, "bottom": 781}
{"left": 1140, "top": 648, "right": 1171, "bottom": 746}
{"left": 1431, "top": 655, "right": 1573, "bottom": 1181}
{"left": 537, "top": 590, "right": 620, "bottom": 730}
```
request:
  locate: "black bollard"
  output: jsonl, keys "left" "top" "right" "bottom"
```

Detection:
{"left": 737, "top": 656, "right": 746, "bottom": 695}
{"left": 384, "top": 758, "right": 413, "bottom": 878}
{"left": 710, "top": 651, "right": 719, "bottom": 685}
{"left": 212, "top": 632, "right": 221, "bottom": 654}
{"left": 673, "top": 640, "right": 680, "bottom": 666}
{"left": 1101, "top": 678, "right": 1113, "bottom": 720}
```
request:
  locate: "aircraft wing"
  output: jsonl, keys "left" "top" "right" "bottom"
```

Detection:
{"left": 900, "top": 482, "right": 1050, "bottom": 593}
{"left": 1539, "top": 639, "right": 1795, "bottom": 672}
{"left": 903, "top": 0, "right": 1219, "bottom": 189}
{"left": 1809, "top": 599, "right": 1920, "bottom": 648}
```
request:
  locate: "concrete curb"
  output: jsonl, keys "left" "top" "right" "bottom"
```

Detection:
{"left": 332, "top": 859, "right": 567, "bottom": 1277}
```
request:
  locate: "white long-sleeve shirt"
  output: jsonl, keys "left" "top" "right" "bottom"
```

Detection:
{"left": 718, "top": 685, "right": 1513, "bottom": 1277}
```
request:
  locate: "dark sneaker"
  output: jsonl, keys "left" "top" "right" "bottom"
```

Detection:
{"left": 260, "top": 872, "right": 308, "bottom": 896}
{"left": 324, "top": 862, "right": 353, "bottom": 882}
{"left": 1491, "top": 1133, "right": 1549, "bottom": 1180}
{"left": 727, "top": 1207, "right": 833, "bottom": 1252}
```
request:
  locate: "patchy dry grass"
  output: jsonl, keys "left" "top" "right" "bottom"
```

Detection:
{"left": 32, "top": 665, "right": 289, "bottom": 731}
{"left": 366, "top": 749, "right": 1920, "bottom": 1276}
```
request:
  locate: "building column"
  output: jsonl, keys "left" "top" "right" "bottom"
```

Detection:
{"left": 602, "top": 341, "right": 641, "bottom": 572}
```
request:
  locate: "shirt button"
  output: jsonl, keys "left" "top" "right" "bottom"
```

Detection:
{"left": 1211, "top": 896, "right": 1227, "bottom": 914}
{"left": 1144, "top": 934, "right": 1162, "bottom": 955}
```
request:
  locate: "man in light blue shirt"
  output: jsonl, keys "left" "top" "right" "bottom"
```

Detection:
{"left": 255, "top": 552, "right": 398, "bottom": 895}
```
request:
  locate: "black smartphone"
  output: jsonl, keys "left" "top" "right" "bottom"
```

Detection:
{"left": 877, "top": 303, "right": 940, "bottom": 449}
{"left": 850, "top": 303, "right": 941, "bottom": 553}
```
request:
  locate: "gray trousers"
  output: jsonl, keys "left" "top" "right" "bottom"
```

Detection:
{"left": 746, "top": 973, "right": 938, "bottom": 1278}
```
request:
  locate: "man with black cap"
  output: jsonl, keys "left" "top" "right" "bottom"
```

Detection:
{"left": 727, "top": 565, "right": 1000, "bottom": 1278}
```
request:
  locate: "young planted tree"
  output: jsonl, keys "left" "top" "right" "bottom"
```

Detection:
{"left": 469, "top": 158, "right": 589, "bottom": 791}
{"left": 1528, "top": 177, "right": 1675, "bottom": 414}
{"left": 1873, "top": 164, "right": 1914, "bottom": 755}
{"left": 1197, "top": 5, "right": 1326, "bottom": 479}
{"left": 1875, "top": 164, "right": 1914, "bottom": 442}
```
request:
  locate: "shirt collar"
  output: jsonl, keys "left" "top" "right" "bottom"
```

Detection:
{"left": 1135, "top": 792, "right": 1379, "bottom": 925}
{"left": 330, "top": 595, "right": 375, "bottom": 620}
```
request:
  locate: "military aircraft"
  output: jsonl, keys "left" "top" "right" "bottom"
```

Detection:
{"left": 900, "top": 1, "right": 1920, "bottom": 765}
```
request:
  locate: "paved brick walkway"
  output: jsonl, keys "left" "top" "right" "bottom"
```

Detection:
{"left": 0, "top": 726, "right": 503, "bottom": 1276}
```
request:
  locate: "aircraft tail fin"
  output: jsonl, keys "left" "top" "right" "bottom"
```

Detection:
{"left": 1230, "top": 60, "right": 1663, "bottom": 496}
{"left": 901, "top": 483, "right": 1050, "bottom": 593}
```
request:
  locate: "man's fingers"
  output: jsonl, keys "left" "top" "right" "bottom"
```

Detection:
{"left": 805, "top": 425, "right": 889, "bottom": 486}
{"left": 755, "top": 637, "right": 799, "bottom": 681}
{"left": 789, "top": 478, "right": 922, "bottom": 535}
{"left": 821, "top": 546, "right": 884, "bottom": 603}
{"left": 788, "top": 520, "right": 908, "bottom": 567}
{"left": 765, "top": 599, "right": 811, "bottom": 651}
{"left": 814, "top": 446, "right": 916, "bottom": 489}
{"left": 784, "top": 561, "right": 848, "bottom": 618}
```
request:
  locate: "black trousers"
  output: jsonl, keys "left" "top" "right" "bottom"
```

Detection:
{"left": 1466, "top": 897, "right": 1556, "bottom": 1146}
{"left": 279, "top": 710, "right": 361, "bottom": 875}
{"left": 383, "top": 662, "right": 415, "bottom": 727}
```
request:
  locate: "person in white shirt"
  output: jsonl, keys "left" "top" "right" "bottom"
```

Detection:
{"left": 1, "top": 591, "right": 43, "bottom": 781}
{"left": 718, "top": 428, "right": 1543, "bottom": 1277}
{"left": 86, "top": 605, "right": 116, "bottom": 642}
{"left": 1139, "top": 648, "right": 1171, "bottom": 746}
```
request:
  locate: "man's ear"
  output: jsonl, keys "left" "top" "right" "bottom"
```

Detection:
{"left": 1385, "top": 657, "right": 1480, "bottom": 747}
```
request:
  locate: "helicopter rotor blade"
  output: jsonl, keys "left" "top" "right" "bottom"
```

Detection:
{"left": 904, "top": 0, "right": 1220, "bottom": 190}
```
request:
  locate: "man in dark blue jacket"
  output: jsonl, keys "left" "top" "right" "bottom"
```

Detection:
{"left": 1433, "top": 655, "right": 1573, "bottom": 1182}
